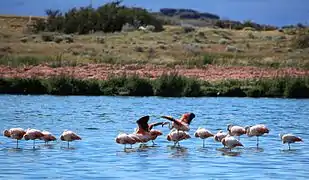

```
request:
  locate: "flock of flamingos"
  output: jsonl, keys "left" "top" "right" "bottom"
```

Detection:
{"left": 115, "top": 113, "right": 303, "bottom": 151}
{"left": 2, "top": 112, "right": 303, "bottom": 151}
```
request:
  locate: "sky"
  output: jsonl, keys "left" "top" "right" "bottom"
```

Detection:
{"left": 0, "top": 0, "right": 308, "bottom": 26}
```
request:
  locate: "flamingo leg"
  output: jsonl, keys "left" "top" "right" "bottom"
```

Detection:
{"left": 67, "top": 141, "right": 70, "bottom": 148}
{"left": 288, "top": 143, "right": 291, "bottom": 150}
{"left": 152, "top": 140, "right": 156, "bottom": 146}
{"left": 203, "top": 139, "right": 205, "bottom": 148}
{"left": 33, "top": 140, "right": 35, "bottom": 149}
{"left": 130, "top": 144, "right": 132, "bottom": 149}
{"left": 16, "top": 139, "right": 19, "bottom": 149}
{"left": 256, "top": 136, "right": 259, "bottom": 148}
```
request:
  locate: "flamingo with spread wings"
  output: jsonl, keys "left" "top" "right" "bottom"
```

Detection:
{"left": 134, "top": 115, "right": 166, "bottom": 146}
{"left": 161, "top": 113, "right": 196, "bottom": 132}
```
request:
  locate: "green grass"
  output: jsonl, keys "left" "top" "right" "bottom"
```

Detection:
{"left": 0, "top": 73, "right": 309, "bottom": 98}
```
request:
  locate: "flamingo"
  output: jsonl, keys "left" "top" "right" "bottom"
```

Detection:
{"left": 221, "top": 135, "right": 244, "bottom": 151}
{"left": 134, "top": 115, "right": 166, "bottom": 146}
{"left": 227, "top": 124, "right": 246, "bottom": 140}
{"left": 194, "top": 127, "right": 214, "bottom": 147}
{"left": 245, "top": 124, "right": 270, "bottom": 148}
{"left": 3, "top": 128, "right": 26, "bottom": 148}
{"left": 166, "top": 129, "right": 191, "bottom": 147}
{"left": 60, "top": 130, "right": 82, "bottom": 148}
{"left": 161, "top": 113, "right": 195, "bottom": 132}
{"left": 40, "top": 131, "right": 57, "bottom": 144}
{"left": 214, "top": 130, "right": 228, "bottom": 144}
{"left": 279, "top": 133, "right": 303, "bottom": 150}
{"left": 115, "top": 133, "right": 140, "bottom": 150}
{"left": 161, "top": 113, "right": 195, "bottom": 146}
{"left": 23, "top": 128, "right": 44, "bottom": 149}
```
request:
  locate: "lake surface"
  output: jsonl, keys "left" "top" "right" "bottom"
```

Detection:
{"left": 0, "top": 95, "right": 309, "bottom": 179}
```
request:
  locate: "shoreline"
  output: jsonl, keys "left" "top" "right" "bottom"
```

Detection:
{"left": 0, "top": 74, "right": 308, "bottom": 98}
{"left": 1, "top": 64, "right": 308, "bottom": 82}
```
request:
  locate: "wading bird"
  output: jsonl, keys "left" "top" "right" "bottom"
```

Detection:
{"left": 221, "top": 135, "right": 244, "bottom": 151}
{"left": 3, "top": 128, "right": 26, "bottom": 148}
{"left": 279, "top": 133, "right": 303, "bottom": 150}
{"left": 60, "top": 130, "right": 82, "bottom": 148}
{"left": 167, "top": 129, "right": 191, "bottom": 147}
{"left": 227, "top": 124, "right": 246, "bottom": 140}
{"left": 40, "top": 130, "right": 57, "bottom": 144}
{"left": 161, "top": 113, "right": 196, "bottom": 132}
{"left": 245, "top": 124, "right": 269, "bottom": 148}
{"left": 134, "top": 115, "right": 166, "bottom": 146}
{"left": 115, "top": 133, "right": 140, "bottom": 150}
{"left": 23, "top": 128, "right": 44, "bottom": 149}
{"left": 161, "top": 113, "right": 195, "bottom": 146}
{"left": 214, "top": 130, "right": 228, "bottom": 144}
{"left": 194, "top": 127, "right": 214, "bottom": 147}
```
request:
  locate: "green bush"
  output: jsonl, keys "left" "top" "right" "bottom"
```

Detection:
{"left": 291, "top": 33, "right": 309, "bottom": 49}
{"left": 0, "top": 75, "right": 309, "bottom": 98}
{"left": 33, "top": 1, "right": 164, "bottom": 34}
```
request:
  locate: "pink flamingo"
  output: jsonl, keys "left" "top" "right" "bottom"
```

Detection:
{"left": 194, "top": 127, "right": 214, "bottom": 147}
{"left": 60, "top": 130, "right": 82, "bottom": 148}
{"left": 23, "top": 128, "right": 44, "bottom": 149}
{"left": 161, "top": 113, "right": 195, "bottom": 132}
{"left": 40, "top": 131, "right": 57, "bottom": 144}
{"left": 221, "top": 135, "right": 244, "bottom": 151}
{"left": 245, "top": 124, "right": 270, "bottom": 148}
{"left": 115, "top": 133, "right": 140, "bottom": 150}
{"left": 3, "top": 128, "right": 26, "bottom": 148}
{"left": 214, "top": 130, "right": 228, "bottom": 143}
{"left": 279, "top": 133, "right": 303, "bottom": 150}
{"left": 161, "top": 113, "right": 195, "bottom": 145}
{"left": 134, "top": 115, "right": 166, "bottom": 146}
{"left": 227, "top": 124, "right": 246, "bottom": 140}
{"left": 166, "top": 129, "right": 191, "bottom": 147}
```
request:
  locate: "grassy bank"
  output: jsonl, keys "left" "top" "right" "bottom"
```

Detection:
{"left": 0, "top": 74, "right": 309, "bottom": 98}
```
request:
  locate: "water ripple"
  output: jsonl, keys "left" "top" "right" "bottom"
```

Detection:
{"left": 0, "top": 95, "right": 309, "bottom": 179}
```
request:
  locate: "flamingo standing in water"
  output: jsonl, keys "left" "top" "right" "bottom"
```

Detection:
{"left": 23, "top": 128, "right": 45, "bottom": 149}
{"left": 194, "top": 127, "right": 214, "bottom": 147}
{"left": 214, "top": 130, "right": 228, "bottom": 144}
{"left": 227, "top": 124, "right": 246, "bottom": 140}
{"left": 279, "top": 133, "right": 303, "bottom": 150}
{"left": 245, "top": 124, "right": 270, "bottom": 148}
{"left": 161, "top": 113, "right": 195, "bottom": 132}
{"left": 221, "top": 135, "right": 244, "bottom": 151}
{"left": 3, "top": 128, "right": 26, "bottom": 148}
{"left": 166, "top": 129, "right": 191, "bottom": 147}
{"left": 161, "top": 113, "right": 195, "bottom": 145}
{"left": 115, "top": 133, "right": 141, "bottom": 150}
{"left": 40, "top": 131, "right": 57, "bottom": 144}
{"left": 60, "top": 130, "right": 82, "bottom": 148}
{"left": 134, "top": 115, "right": 166, "bottom": 146}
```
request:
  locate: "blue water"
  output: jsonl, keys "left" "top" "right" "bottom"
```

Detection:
{"left": 0, "top": 95, "right": 309, "bottom": 179}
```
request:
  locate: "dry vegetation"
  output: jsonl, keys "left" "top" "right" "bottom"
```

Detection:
{"left": 0, "top": 15, "right": 309, "bottom": 81}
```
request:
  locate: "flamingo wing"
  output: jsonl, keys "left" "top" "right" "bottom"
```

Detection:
{"left": 160, "top": 116, "right": 182, "bottom": 126}
{"left": 136, "top": 115, "right": 150, "bottom": 132}
{"left": 180, "top": 113, "right": 195, "bottom": 125}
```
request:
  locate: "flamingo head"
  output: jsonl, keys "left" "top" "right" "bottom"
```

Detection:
{"left": 221, "top": 137, "right": 226, "bottom": 145}
{"left": 227, "top": 124, "right": 233, "bottom": 132}
{"left": 60, "top": 135, "right": 64, "bottom": 141}
{"left": 115, "top": 137, "right": 121, "bottom": 143}
{"left": 167, "top": 135, "right": 171, "bottom": 141}
{"left": 23, "top": 134, "right": 30, "bottom": 140}
{"left": 3, "top": 130, "right": 10, "bottom": 137}
{"left": 244, "top": 126, "right": 251, "bottom": 134}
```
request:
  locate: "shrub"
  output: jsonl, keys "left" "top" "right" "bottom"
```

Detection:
{"left": 291, "top": 33, "right": 309, "bottom": 49}
{"left": 41, "top": 33, "right": 54, "bottom": 42}
{"left": 33, "top": 1, "right": 164, "bottom": 34}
